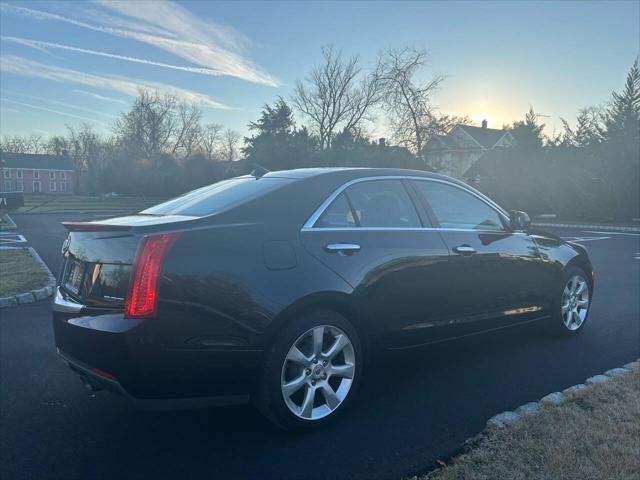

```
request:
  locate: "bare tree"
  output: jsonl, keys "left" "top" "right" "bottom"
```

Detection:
{"left": 220, "top": 129, "right": 241, "bottom": 161}
{"left": 26, "top": 133, "right": 45, "bottom": 154}
{"left": 171, "top": 102, "right": 203, "bottom": 158}
{"left": 0, "top": 135, "right": 28, "bottom": 153}
{"left": 292, "top": 45, "right": 381, "bottom": 150}
{"left": 46, "top": 135, "right": 70, "bottom": 156}
{"left": 113, "top": 88, "right": 178, "bottom": 162}
{"left": 199, "top": 122, "right": 223, "bottom": 161}
{"left": 376, "top": 47, "right": 444, "bottom": 160}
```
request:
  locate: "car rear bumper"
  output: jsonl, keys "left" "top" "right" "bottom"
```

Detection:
{"left": 52, "top": 288, "right": 261, "bottom": 409}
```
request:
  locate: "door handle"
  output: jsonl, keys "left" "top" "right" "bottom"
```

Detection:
{"left": 325, "top": 243, "right": 361, "bottom": 254}
{"left": 453, "top": 245, "right": 476, "bottom": 255}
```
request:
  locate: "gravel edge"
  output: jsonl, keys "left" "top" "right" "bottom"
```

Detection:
{"left": 0, "top": 246, "right": 56, "bottom": 308}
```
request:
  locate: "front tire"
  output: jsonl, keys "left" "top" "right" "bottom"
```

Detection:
{"left": 255, "top": 309, "right": 362, "bottom": 431}
{"left": 547, "top": 266, "right": 592, "bottom": 336}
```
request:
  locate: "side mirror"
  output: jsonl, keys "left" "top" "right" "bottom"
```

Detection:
{"left": 510, "top": 210, "right": 531, "bottom": 231}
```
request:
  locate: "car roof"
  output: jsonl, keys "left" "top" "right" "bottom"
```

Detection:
{"left": 262, "top": 167, "right": 460, "bottom": 184}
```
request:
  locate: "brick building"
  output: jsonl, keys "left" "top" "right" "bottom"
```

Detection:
{"left": 0, "top": 153, "right": 75, "bottom": 194}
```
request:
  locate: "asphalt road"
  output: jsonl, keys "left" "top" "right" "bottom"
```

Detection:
{"left": 2, "top": 214, "right": 639, "bottom": 480}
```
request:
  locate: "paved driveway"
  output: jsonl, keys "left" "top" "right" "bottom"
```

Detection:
{"left": 1, "top": 214, "right": 639, "bottom": 480}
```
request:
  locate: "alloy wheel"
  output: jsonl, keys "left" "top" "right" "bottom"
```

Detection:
{"left": 280, "top": 325, "right": 356, "bottom": 420}
{"left": 561, "top": 275, "right": 590, "bottom": 331}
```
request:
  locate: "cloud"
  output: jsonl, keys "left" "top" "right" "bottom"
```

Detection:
{"left": 72, "top": 89, "right": 127, "bottom": 105}
{"left": 1, "top": 2, "right": 279, "bottom": 87}
{"left": 3, "top": 36, "right": 234, "bottom": 78}
{"left": 0, "top": 55, "right": 231, "bottom": 109}
{"left": 3, "top": 90, "right": 119, "bottom": 118}
{"left": 1, "top": 98, "right": 111, "bottom": 126}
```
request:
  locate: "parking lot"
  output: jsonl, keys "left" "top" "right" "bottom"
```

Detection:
{"left": 1, "top": 214, "right": 639, "bottom": 480}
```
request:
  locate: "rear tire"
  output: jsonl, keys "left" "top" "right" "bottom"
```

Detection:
{"left": 547, "top": 266, "right": 592, "bottom": 337}
{"left": 254, "top": 309, "right": 362, "bottom": 431}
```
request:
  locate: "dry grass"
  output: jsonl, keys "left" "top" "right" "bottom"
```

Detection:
{"left": 422, "top": 364, "right": 640, "bottom": 480}
{"left": 0, "top": 248, "right": 50, "bottom": 297}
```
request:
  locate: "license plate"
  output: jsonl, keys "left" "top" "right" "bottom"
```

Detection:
{"left": 64, "top": 259, "right": 84, "bottom": 295}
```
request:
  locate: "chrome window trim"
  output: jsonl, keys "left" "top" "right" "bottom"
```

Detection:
{"left": 301, "top": 175, "right": 510, "bottom": 231}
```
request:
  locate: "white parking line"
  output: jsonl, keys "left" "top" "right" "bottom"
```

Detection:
{"left": 0, "top": 233, "right": 27, "bottom": 245}
{"left": 562, "top": 236, "right": 611, "bottom": 243}
{"left": 582, "top": 230, "right": 640, "bottom": 237}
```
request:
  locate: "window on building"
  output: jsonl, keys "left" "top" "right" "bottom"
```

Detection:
{"left": 60, "top": 171, "right": 67, "bottom": 180}
{"left": 3, "top": 170, "right": 11, "bottom": 179}
{"left": 50, "top": 180, "right": 57, "bottom": 192}
{"left": 49, "top": 171, "right": 56, "bottom": 180}
{"left": 33, "top": 181, "right": 41, "bottom": 193}
{"left": 60, "top": 181, "right": 67, "bottom": 192}
{"left": 4, "top": 180, "right": 12, "bottom": 192}
{"left": 16, "top": 181, "right": 24, "bottom": 192}
{"left": 33, "top": 171, "right": 40, "bottom": 180}
{"left": 16, "top": 169, "right": 23, "bottom": 179}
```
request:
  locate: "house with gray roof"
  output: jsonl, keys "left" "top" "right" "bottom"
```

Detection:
{"left": 0, "top": 152, "right": 75, "bottom": 194}
{"left": 424, "top": 120, "right": 516, "bottom": 178}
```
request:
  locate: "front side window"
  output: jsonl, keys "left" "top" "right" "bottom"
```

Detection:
{"left": 33, "top": 170, "right": 40, "bottom": 179}
{"left": 60, "top": 171, "right": 66, "bottom": 180}
{"left": 4, "top": 180, "right": 12, "bottom": 192}
{"left": 49, "top": 171, "right": 56, "bottom": 180}
{"left": 50, "top": 180, "right": 57, "bottom": 192}
{"left": 16, "top": 169, "right": 23, "bottom": 179}
{"left": 412, "top": 180, "right": 505, "bottom": 231}
{"left": 33, "top": 181, "right": 41, "bottom": 192}
{"left": 59, "top": 181, "right": 67, "bottom": 192}
{"left": 16, "top": 181, "right": 23, "bottom": 192}
{"left": 3, "top": 170, "right": 10, "bottom": 179}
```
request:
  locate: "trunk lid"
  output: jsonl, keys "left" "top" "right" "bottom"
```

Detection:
{"left": 60, "top": 214, "right": 195, "bottom": 308}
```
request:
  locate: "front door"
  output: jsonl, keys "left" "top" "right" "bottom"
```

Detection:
{"left": 410, "top": 179, "right": 547, "bottom": 337}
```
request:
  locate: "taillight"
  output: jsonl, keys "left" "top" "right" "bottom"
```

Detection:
{"left": 124, "top": 232, "right": 180, "bottom": 319}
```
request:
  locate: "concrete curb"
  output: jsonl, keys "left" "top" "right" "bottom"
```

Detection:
{"left": 532, "top": 222, "right": 640, "bottom": 232}
{"left": 485, "top": 359, "right": 640, "bottom": 431}
{"left": 0, "top": 246, "right": 56, "bottom": 309}
{"left": 0, "top": 213, "right": 17, "bottom": 231}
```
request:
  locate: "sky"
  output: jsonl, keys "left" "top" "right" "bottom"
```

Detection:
{"left": 0, "top": 0, "right": 638, "bottom": 139}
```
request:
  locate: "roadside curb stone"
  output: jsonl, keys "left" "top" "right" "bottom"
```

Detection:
{"left": 540, "top": 392, "right": 563, "bottom": 405}
{"left": 0, "top": 246, "right": 56, "bottom": 309}
{"left": 585, "top": 374, "right": 609, "bottom": 385}
{"left": 481, "top": 361, "right": 638, "bottom": 435}
{"left": 604, "top": 367, "right": 630, "bottom": 377}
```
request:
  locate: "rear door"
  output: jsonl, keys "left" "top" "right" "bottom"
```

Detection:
{"left": 409, "top": 179, "right": 548, "bottom": 334}
{"left": 300, "top": 178, "right": 451, "bottom": 348}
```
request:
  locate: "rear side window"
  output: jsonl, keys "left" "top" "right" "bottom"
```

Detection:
{"left": 346, "top": 180, "right": 420, "bottom": 228}
{"left": 315, "top": 193, "right": 357, "bottom": 228}
{"left": 141, "top": 177, "right": 292, "bottom": 216}
{"left": 412, "top": 180, "right": 505, "bottom": 231}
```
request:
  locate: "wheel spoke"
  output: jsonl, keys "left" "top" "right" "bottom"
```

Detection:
{"left": 575, "top": 281, "right": 586, "bottom": 295}
{"left": 572, "top": 310, "right": 580, "bottom": 326}
{"left": 566, "top": 277, "right": 575, "bottom": 292}
{"left": 300, "top": 386, "right": 316, "bottom": 418}
{"left": 321, "top": 385, "right": 340, "bottom": 410}
{"left": 330, "top": 363, "right": 354, "bottom": 379}
{"left": 312, "top": 326, "right": 325, "bottom": 356}
{"left": 282, "top": 373, "right": 306, "bottom": 398}
{"left": 324, "top": 333, "right": 349, "bottom": 360}
{"left": 577, "top": 299, "right": 589, "bottom": 308}
{"left": 286, "top": 346, "right": 310, "bottom": 367}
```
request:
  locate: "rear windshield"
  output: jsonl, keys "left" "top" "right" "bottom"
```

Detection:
{"left": 141, "top": 176, "right": 292, "bottom": 216}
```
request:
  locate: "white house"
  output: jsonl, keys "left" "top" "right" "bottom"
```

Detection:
{"left": 424, "top": 120, "right": 516, "bottom": 178}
